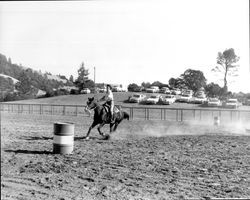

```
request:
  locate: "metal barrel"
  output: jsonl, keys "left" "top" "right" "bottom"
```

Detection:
{"left": 214, "top": 116, "right": 220, "bottom": 126}
{"left": 53, "top": 122, "right": 74, "bottom": 154}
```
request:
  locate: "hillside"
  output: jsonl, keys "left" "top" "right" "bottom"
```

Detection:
{"left": 0, "top": 53, "right": 74, "bottom": 101}
{"left": 0, "top": 74, "right": 19, "bottom": 84}
{"left": 0, "top": 74, "right": 16, "bottom": 95}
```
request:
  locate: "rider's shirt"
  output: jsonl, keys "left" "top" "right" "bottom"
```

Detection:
{"left": 105, "top": 90, "right": 114, "bottom": 102}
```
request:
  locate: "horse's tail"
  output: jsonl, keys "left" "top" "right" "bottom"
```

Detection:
{"left": 123, "top": 111, "right": 130, "bottom": 120}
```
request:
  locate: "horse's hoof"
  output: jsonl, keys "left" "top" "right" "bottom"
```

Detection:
{"left": 103, "top": 135, "right": 110, "bottom": 140}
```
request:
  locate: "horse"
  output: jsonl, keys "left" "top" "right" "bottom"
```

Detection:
{"left": 85, "top": 97, "right": 129, "bottom": 140}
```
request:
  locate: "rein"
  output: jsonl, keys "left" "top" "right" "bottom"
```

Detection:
{"left": 87, "top": 103, "right": 99, "bottom": 111}
{"left": 86, "top": 99, "right": 111, "bottom": 114}
{"left": 87, "top": 100, "right": 104, "bottom": 111}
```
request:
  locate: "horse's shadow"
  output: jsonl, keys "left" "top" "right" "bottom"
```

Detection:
{"left": 74, "top": 136, "right": 110, "bottom": 141}
{"left": 20, "top": 136, "right": 109, "bottom": 141}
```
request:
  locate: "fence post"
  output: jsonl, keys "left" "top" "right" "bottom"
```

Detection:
{"left": 181, "top": 110, "right": 183, "bottom": 121}
{"left": 193, "top": 109, "right": 195, "bottom": 120}
{"left": 63, "top": 105, "right": 66, "bottom": 115}
{"left": 176, "top": 110, "right": 178, "bottom": 121}
{"left": 132, "top": 107, "right": 134, "bottom": 120}
{"left": 50, "top": 105, "right": 52, "bottom": 115}
{"left": 75, "top": 106, "right": 78, "bottom": 116}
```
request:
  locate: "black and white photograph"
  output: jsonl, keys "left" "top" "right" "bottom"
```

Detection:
{"left": 0, "top": 0, "right": 250, "bottom": 199}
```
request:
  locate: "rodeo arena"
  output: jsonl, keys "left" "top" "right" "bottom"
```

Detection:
{"left": 1, "top": 86, "right": 250, "bottom": 200}
{"left": 1, "top": 1, "right": 250, "bottom": 200}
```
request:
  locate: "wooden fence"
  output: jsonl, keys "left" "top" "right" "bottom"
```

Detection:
{"left": 1, "top": 103, "right": 250, "bottom": 123}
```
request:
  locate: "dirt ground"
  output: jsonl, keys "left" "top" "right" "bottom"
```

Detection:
{"left": 1, "top": 112, "right": 250, "bottom": 200}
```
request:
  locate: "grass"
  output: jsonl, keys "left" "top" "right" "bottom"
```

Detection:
{"left": 5, "top": 92, "right": 250, "bottom": 112}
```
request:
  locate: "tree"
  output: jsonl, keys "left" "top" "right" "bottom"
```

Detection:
{"left": 141, "top": 82, "right": 151, "bottom": 88}
{"left": 212, "top": 48, "right": 240, "bottom": 92}
{"left": 75, "top": 62, "right": 90, "bottom": 91}
{"left": 180, "top": 69, "right": 207, "bottom": 92}
{"left": 59, "top": 74, "right": 67, "bottom": 80}
{"left": 77, "top": 62, "right": 89, "bottom": 82}
{"left": 69, "top": 75, "right": 74, "bottom": 82}
{"left": 16, "top": 71, "right": 32, "bottom": 94}
{"left": 151, "top": 81, "right": 164, "bottom": 88}
{"left": 128, "top": 83, "right": 140, "bottom": 92}
{"left": 205, "top": 82, "right": 223, "bottom": 97}
{"left": 168, "top": 77, "right": 185, "bottom": 89}
{"left": 83, "top": 79, "right": 95, "bottom": 89}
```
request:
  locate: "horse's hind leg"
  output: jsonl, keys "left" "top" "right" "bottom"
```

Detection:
{"left": 85, "top": 121, "right": 98, "bottom": 140}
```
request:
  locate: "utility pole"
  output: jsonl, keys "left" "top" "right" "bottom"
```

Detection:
{"left": 94, "top": 67, "right": 96, "bottom": 93}
{"left": 0, "top": 103, "right": 2, "bottom": 136}
{"left": 94, "top": 67, "right": 96, "bottom": 84}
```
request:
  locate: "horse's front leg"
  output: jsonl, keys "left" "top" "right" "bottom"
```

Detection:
{"left": 110, "top": 123, "right": 115, "bottom": 133}
{"left": 97, "top": 122, "right": 106, "bottom": 137}
{"left": 113, "top": 122, "right": 120, "bottom": 132}
{"left": 85, "top": 121, "right": 98, "bottom": 140}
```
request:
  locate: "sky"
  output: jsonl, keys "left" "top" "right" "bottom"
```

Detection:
{"left": 0, "top": 0, "right": 249, "bottom": 92}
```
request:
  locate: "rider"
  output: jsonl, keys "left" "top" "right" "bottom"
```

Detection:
{"left": 100, "top": 84, "right": 115, "bottom": 122}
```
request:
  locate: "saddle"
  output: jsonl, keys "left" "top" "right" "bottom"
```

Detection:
{"left": 102, "top": 103, "right": 120, "bottom": 114}
{"left": 103, "top": 103, "right": 110, "bottom": 113}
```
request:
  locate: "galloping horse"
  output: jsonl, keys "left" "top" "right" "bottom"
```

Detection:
{"left": 85, "top": 97, "right": 129, "bottom": 140}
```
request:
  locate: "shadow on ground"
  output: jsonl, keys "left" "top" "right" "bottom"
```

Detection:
{"left": 5, "top": 149, "right": 53, "bottom": 155}
{"left": 20, "top": 136, "right": 52, "bottom": 141}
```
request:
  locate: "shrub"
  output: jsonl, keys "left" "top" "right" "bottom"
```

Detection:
{"left": 70, "top": 89, "right": 79, "bottom": 95}
{"left": 3, "top": 92, "right": 22, "bottom": 102}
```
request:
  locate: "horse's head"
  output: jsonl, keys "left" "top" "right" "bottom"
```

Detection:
{"left": 86, "top": 97, "right": 97, "bottom": 110}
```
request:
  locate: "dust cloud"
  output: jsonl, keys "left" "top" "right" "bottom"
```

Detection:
{"left": 112, "top": 119, "right": 250, "bottom": 139}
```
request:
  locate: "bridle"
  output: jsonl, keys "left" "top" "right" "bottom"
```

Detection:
{"left": 86, "top": 99, "right": 99, "bottom": 111}
{"left": 86, "top": 104, "right": 97, "bottom": 111}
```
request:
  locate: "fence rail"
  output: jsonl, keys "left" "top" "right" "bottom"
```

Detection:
{"left": 1, "top": 103, "right": 250, "bottom": 123}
